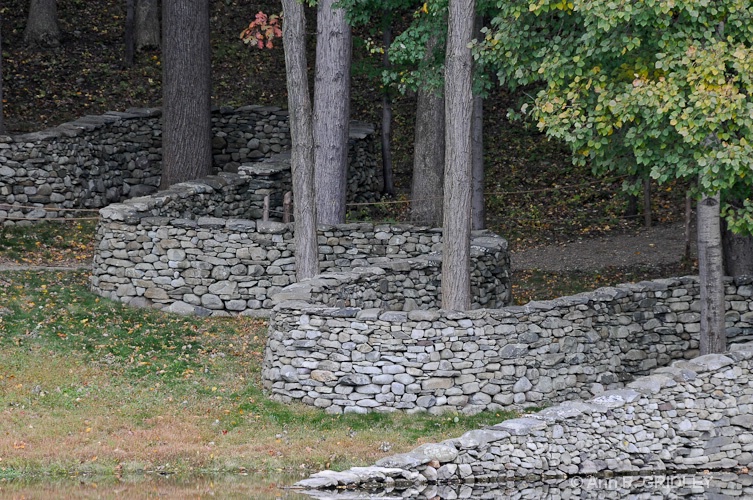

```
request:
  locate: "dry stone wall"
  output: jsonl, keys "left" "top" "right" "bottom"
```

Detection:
{"left": 0, "top": 106, "right": 378, "bottom": 225}
{"left": 294, "top": 343, "right": 753, "bottom": 494}
{"left": 264, "top": 276, "right": 753, "bottom": 415}
{"left": 91, "top": 171, "right": 512, "bottom": 316}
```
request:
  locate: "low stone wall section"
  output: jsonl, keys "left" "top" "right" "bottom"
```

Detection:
{"left": 264, "top": 276, "right": 753, "bottom": 415}
{"left": 0, "top": 106, "right": 378, "bottom": 225}
{"left": 91, "top": 181, "right": 511, "bottom": 315}
{"left": 295, "top": 343, "right": 753, "bottom": 492}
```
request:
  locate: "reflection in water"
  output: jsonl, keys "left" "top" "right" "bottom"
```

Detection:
{"left": 299, "top": 473, "right": 753, "bottom": 499}
{"left": 0, "top": 472, "right": 312, "bottom": 499}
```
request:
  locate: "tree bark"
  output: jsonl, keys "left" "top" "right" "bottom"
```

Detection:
{"left": 643, "top": 178, "right": 652, "bottom": 228}
{"left": 24, "top": 0, "right": 60, "bottom": 47}
{"left": 411, "top": 36, "right": 445, "bottom": 227}
{"left": 471, "top": 14, "right": 484, "bottom": 231}
{"left": 722, "top": 217, "right": 753, "bottom": 277}
{"left": 0, "top": 16, "right": 5, "bottom": 135}
{"left": 442, "top": 0, "right": 475, "bottom": 310}
{"left": 698, "top": 193, "right": 726, "bottom": 355}
{"left": 160, "top": 0, "right": 212, "bottom": 188}
{"left": 124, "top": 0, "right": 135, "bottom": 67}
{"left": 313, "top": 0, "right": 352, "bottom": 225}
{"left": 380, "top": 12, "right": 394, "bottom": 197}
{"left": 281, "top": 0, "right": 319, "bottom": 281}
{"left": 411, "top": 88, "right": 444, "bottom": 226}
{"left": 471, "top": 89, "right": 484, "bottom": 230}
{"left": 135, "top": 0, "right": 161, "bottom": 51}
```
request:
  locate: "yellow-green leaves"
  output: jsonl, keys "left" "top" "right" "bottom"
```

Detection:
{"left": 478, "top": 0, "right": 753, "bottom": 233}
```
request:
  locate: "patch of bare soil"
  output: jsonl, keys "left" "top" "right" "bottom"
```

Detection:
{"left": 511, "top": 221, "right": 696, "bottom": 272}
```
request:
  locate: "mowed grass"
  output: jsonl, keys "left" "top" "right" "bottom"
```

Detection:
{"left": 0, "top": 270, "right": 517, "bottom": 480}
{"left": 0, "top": 220, "right": 97, "bottom": 265}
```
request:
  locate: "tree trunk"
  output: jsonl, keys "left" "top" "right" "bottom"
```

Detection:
{"left": 411, "top": 88, "right": 444, "bottom": 226}
{"left": 0, "top": 16, "right": 5, "bottom": 135}
{"left": 643, "top": 178, "right": 652, "bottom": 228}
{"left": 124, "top": 0, "right": 135, "bottom": 67}
{"left": 281, "top": 0, "right": 319, "bottom": 281}
{"left": 471, "top": 88, "right": 484, "bottom": 230}
{"left": 380, "top": 11, "right": 394, "bottom": 197}
{"left": 722, "top": 217, "right": 753, "bottom": 277}
{"left": 411, "top": 36, "right": 445, "bottom": 227}
{"left": 24, "top": 0, "right": 60, "bottom": 47}
{"left": 471, "top": 14, "right": 484, "bottom": 230}
{"left": 313, "top": 0, "right": 352, "bottom": 225}
{"left": 698, "top": 193, "right": 726, "bottom": 355}
{"left": 135, "top": 0, "right": 161, "bottom": 50}
{"left": 160, "top": 0, "right": 212, "bottom": 188}
{"left": 442, "top": 0, "right": 475, "bottom": 311}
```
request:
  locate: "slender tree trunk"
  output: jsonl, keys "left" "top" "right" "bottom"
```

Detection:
{"left": 0, "top": 16, "right": 5, "bottom": 135}
{"left": 24, "top": 0, "right": 60, "bottom": 47}
{"left": 313, "top": 0, "right": 352, "bottom": 225}
{"left": 135, "top": 0, "right": 161, "bottom": 50}
{"left": 471, "top": 14, "right": 484, "bottom": 230}
{"left": 380, "top": 11, "right": 395, "bottom": 197}
{"left": 411, "top": 35, "right": 445, "bottom": 227}
{"left": 722, "top": 216, "right": 753, "bottom": 277}
{"left": 442, "top": 0, "right": 475, "bottom": 310}
{"left": 124, "top": 0, "right": 135, "bottom": 67}
{"left": 643, "top": 178, "right": 652, "bottom": 228}
{"left": 281, "top": 0, "right": 319, "bottom": 281}
{"left": 160, "top": 0, "right": 212, "bottom": 188}
{"left": 698, "top": 193, "right": 726, "bottom": 354}
{"left": 471, "top": 89, "right": 484, "bottom": 230}
{"left": 684, "top": 192, "right": 692, "bottom": 263}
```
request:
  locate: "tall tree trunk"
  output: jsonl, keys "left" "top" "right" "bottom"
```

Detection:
{"left": 313, "top": 0, "right": 352, "bottom": 225}
{"left": 411, "top": 36, "right": 445, "bottom": 227}
{"left": 124, "top": 0, "right": 135, "bottom": 67}
{"left": 135, "top": 0, "right": 161, "bottom": 50}
{"left": 380, "top": 11, "right": 394, "bottom": 197}
{"left": 0, "top": 16, "right": 5, "bottom": 135}
{"left": 442, "top": 0, "right": 475, "bottom": 310}
{"left": 160, "top": 0, "right": 212, "bottom": 188}
{"left": 471, "top": 14, "right": 484, "bottom": 230}
{"left": 470, "top": 90, "right": 484, "bottom": 230}
{"left": 281, "top": 0, "right": 319, "bottom": 281}
{"left": 698, "top": 193, "right": 726, "bottom": 355}
{"left": 722, "top": 217, "right": 753, "bottom": 277}
{"left": 24, "top": 0, "right": 60, "bottom": 47}
{"left": 411, "top": 87, "right": 444, "bottom": 226}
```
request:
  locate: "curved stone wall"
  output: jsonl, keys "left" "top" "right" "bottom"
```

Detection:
{"left": 295, "top": 342, "right": 753, "bottom": 492}
{"left": 0, "top": 106, "right": 378, "bottom": 225}
{"left": 91, "top": 168, "right": 512, "bottom": 316}
{"left": 264, "top": 275, "right": 753, "bottom": 414}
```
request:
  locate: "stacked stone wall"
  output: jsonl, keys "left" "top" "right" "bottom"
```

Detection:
{"left": 265, "top": 276, "right": 753, "bottom": 415}
{"left": 0, "top": 106, "right": 378, "bottom": 225}
{"left": 91, "top": 170, "right": 511, "bottom": 316}
{"left": 294, "top": 343, "right": 753, "bottom": 493}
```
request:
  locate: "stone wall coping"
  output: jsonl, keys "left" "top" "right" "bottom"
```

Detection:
{"left": 272, "top": 274, "right": 717, "bottom": 320}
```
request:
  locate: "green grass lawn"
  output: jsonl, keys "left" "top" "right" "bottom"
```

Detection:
{"left": 0, "top": 269, "right": 517, "bottom": 483}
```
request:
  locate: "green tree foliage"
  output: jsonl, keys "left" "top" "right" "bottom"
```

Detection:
{"left": 478, "top": 0, "right": 753, "bottom": 234}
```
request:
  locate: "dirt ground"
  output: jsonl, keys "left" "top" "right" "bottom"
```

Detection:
{"left": 510, "top": 221, "right": 696, "bottom": 272}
